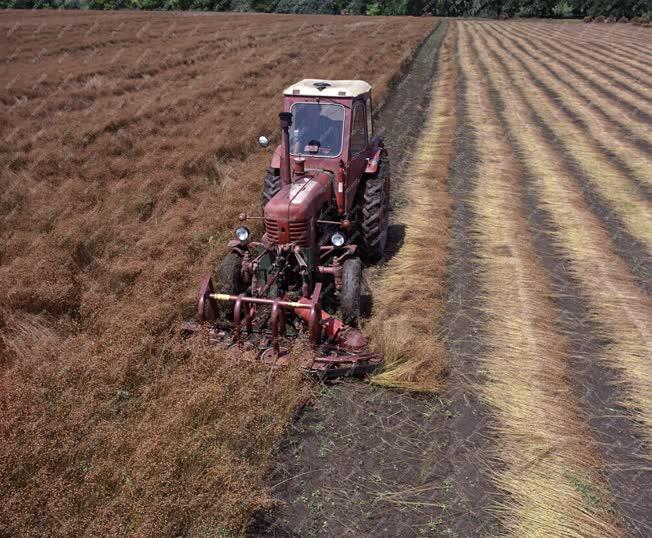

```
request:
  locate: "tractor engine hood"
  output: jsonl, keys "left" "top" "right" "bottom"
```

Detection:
{"left": 264, "top": 171, "right": 333, "bottom": 247}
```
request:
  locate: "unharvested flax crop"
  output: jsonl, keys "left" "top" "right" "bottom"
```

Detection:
{"left": 0, "top": 11, "right": 437, "bottom": 535}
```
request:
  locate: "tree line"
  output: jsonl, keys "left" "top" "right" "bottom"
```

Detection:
{"left": 2, "top": 0, "right": 650, "bottom": 20}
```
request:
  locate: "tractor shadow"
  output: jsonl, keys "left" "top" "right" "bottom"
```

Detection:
{"left": 360, "top": 223, "right": 405, "bottom": 318}
{"left": 384, "top": 222, "right": 406, "bottom": 262}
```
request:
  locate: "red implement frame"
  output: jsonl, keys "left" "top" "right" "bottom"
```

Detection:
{"left": 185, "top": 273, "right": 383, "bottom": 378}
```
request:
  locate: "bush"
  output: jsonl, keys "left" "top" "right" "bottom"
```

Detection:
{"left": 605, "top": 15, "right": 617, "bottom": 23}
{"left": 365, "top": 2, "right": 381, "bottom": 16}
{"left": 594, "top": 15, "right": 605, "bottom": 23}
{"left": 498, "top": 11, "right": 510, "bottom": 20}
{"left": 618, "top": 16, "right": 629, "bottom": 23}
{"left": 583, "top": 15, "right": 593, "bottom": 23}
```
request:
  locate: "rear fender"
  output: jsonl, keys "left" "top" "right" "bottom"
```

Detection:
{"left": 271, "top": 145, "right": 282, "bottom": 169}
{"left": 364, "top": 147, "right": 384, "bottom": 175}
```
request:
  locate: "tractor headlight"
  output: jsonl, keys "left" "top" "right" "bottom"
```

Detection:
{"left": 331, "top": 231, "right": 345, "bottom": 247}
{"left": 235, "top": 226, "right": 250, "bottom": 242}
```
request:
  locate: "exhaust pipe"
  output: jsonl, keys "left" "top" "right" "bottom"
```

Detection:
{"left": 279, "top": 112, "right": 292, "bottom": 187}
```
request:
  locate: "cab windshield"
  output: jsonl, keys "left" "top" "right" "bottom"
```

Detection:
{"left": 289, "top": 102, "right": 345, "bottom": 158}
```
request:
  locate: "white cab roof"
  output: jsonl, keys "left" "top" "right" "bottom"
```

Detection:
{"left": 283, "top": 79, "right": 371, "bottom": 98}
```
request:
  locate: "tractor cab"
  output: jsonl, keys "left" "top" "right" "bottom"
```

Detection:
{"left": 277, "top": 79, "right": 373, "bottom": 167}
{"left": 264, "top": 79, "right": 384, "bottom": 215}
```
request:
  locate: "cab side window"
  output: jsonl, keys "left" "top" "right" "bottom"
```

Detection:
{"left": 350, "top": 101, "right": 367, "bottom": 155}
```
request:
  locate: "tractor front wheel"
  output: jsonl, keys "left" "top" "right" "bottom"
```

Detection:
{"left": 218, "top": 252, "right": 245, "bottom": 296}
{"left": 340, "top": 257, "right": 362, "bottom": 326}
{"left": 360, "top": 159, "right": 390, "bottom": 263}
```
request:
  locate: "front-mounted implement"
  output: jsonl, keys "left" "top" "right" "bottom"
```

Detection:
{"left": 183, "top": 80, "right": 391, "bottom": 378}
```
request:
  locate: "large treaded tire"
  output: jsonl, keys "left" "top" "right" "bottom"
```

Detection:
{"left": 360, "top": 158, "right": 390, "bottom": 263}
{"left": 218, "top": 252, "right": 245, "bottom": 295}
{"left": 340, "top": 257, "right": 362, "bottom": 327}
{"left": 261, "top": 169, "right": 281, "bottom": 209}
{"left": 217, "top": 252, "right": 245, "bottom": 321}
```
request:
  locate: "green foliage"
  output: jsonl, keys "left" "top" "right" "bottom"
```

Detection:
{"left": 365, "top": 1, "right": 381, "bottom": 14}
{"left": 1, "top": 0, "right": 649, "bottom": 18}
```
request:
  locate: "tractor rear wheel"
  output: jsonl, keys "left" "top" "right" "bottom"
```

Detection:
{"left": 261, "top": 169, "right": 281, "bottom": 209}
{"left": 360, "top": 159, "right": 390, "bottom": 263}
{"left": 340, "top": 257, "right": 362, "bottom": 326}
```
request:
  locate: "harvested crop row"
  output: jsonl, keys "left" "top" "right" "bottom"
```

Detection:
{"left": 477, "top": 28, "right": 652, "bottom": 252}
{"left": 367, "top": 26, "right": 456, "bottom": 392}
{"left": 458, "top": 23, "right": 620, "bottom": 536}
{"left": 491, "top": 24, "right": 652, "bottom": 149}
{"left": 534, "top": 23, "right": 652, "bottom": 59}
{"left": 468, "top": 23, "right": 652, "bottom": 448}
{"left": 487, "top": 22, "right": 652, "bottom": 193}
{"left": 518, "top": 23, "right": 652, "bottom": 86}
{"left": 506, "top": 24, "right": 652, "bottom": 95}
{"left": 511, "top": 24, "right": 652, "bottom": 102}
{"left": 496, "top": 24, "right": 652, "bottom": 127}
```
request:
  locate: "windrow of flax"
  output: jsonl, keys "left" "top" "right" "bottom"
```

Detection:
{"left": 468, "top": 22, "right": 652, "bottom": 449}
{"left": 487, "top": 23, "right": 652, "bottom": 193}
{"left": 492, "top": 23, "right": 652, "bottom": 146}
{"left": 457, "top": 23, "right": 620, "bottom": 537}
{"left": 476, "top": 27, "right": 651, "bottom": 250}
{"left": 367, "top": 27, "right": 457, "bottom": 392}
{"left": 514, "top": 23, "right": 652, "bottom": 76}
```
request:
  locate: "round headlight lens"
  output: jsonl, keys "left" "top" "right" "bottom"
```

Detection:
{"left": 235, "top": 226, "right": 250, "bottom": 242}
{"left": 331, "top": 231, "right": 345, "bottom": 247}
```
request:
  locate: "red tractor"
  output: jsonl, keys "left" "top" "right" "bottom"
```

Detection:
{"left": 187, "top": 80, "right": 390, "bottom": 377}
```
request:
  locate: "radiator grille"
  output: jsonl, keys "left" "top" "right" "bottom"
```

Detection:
{"left": 265, "top": 218, "right": 309, "bottom": 246}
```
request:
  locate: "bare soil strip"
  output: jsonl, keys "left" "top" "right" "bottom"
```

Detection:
{"left": 458, "top": 23, "right": 621, "bottom": 536}
{"left": 428, "top": 31, "right": 507, "bottom": 538}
